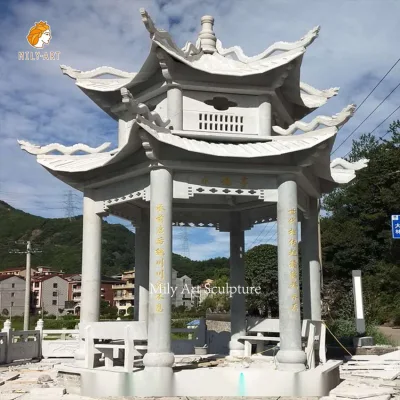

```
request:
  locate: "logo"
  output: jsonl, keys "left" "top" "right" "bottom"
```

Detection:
{"left": 18, "top": 21, "right": 60, "bottom": 61}
{"left": 26, "top": 21, "right": 51, "bottom": 48}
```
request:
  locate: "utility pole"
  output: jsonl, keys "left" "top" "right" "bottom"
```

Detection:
{"left": 317, "top": 199, "right": 323, "bottom": 291}
{"left": 24, "top": 241, "right": 31, "bottom": 330}
{"left": 9, "top": 240, "right": 42, "bottom": 330}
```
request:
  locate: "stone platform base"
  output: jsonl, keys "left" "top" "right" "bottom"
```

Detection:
{"left": 57, "top": 360, "right": 342, "bottom": 397}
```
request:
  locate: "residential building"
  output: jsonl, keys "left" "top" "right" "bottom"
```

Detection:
{"left": 0, "top": 266, "right": 62, "bottom": 278}
{"left": 112, "top": 270, "right": 135, "bottom": 315}
{"left": 172, "top": 269, "right": 192, "bottom": 308}
{"left": 0, "top": 275, "right": 25, "bottom": 316}
{"left": 192, "top": 279, "right": 214, "bottom": 307}
{"left": 66, "top": 274, "right": 119, "bottom": 315}
{"left": 32, "top": 275, "right": 69, "bottom": 316}
{"left": 0, "top": 266, "right": 38, "bottom": 278}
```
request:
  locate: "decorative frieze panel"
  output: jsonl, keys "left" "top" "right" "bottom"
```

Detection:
{"left": 173, "top": 221, "right": 220, "bottom": 229}
{"left": 103, "top": 188, "right": 148, "bottom": 208}
{"left": 191, "top": 185, "right": 266, "bottom": 200}
{"left": 96, "top": 174, "right": 150, "bottom": 203}
{"left": 173, "top": 172, "right": 276, "bottom": 201}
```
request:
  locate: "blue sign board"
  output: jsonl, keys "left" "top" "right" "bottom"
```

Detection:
{"left": 391, "top": 215, "right": 400, "bottom": 239}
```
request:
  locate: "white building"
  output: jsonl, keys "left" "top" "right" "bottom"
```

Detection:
{"left": 0, "top": 275, "right": 25, "bottom": 316}
{"left": 172, "top": 269, "right": 192, "bottom": 308}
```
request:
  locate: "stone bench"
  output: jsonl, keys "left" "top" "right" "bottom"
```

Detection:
{"left": 81, "top": 321, "right": 148, "bottom": 372}
{"left": 239, "top": 318, "right": 326, "bottom": 368}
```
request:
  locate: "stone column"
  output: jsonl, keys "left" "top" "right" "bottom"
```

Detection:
{"left": 143, "top": 168, "right": 174, "bottom": 370}
{"left": 75, "top": 191, "right": 102, "bottom": 362}
{"left": 308, "top": 198, "right": 322, "bottom": 321}
{"left": 134, "top": 209, "right": 150, "bottom": 322}
{"left": 276, "top": 175, "right": 307, "bottom": 371}
{"left": 81, "top": 192, "right": 102, "bottom": 323}
{"left": 167, "top": 86, "right": 183, "bottom": 130}
{"left": 258, "top": 95, "right": 272, "bottom": 137}
{"left": 301, "top": 215, "right": 311, "bottom": 320}
{"left": 229, "top": 212, "right": 246, "bottom": 357}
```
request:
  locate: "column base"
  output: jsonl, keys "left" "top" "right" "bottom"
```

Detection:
{"left": 229, "top": 339, "right": 245, "bottom": 357}
{"left": 143, "top": 351, "right": 175, "bottom": 368}
{"left": 276, "top": 349, "right": 307, "bottom": 372}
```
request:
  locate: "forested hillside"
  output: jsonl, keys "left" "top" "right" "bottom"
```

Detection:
{"left": 0, "top": 200, "right": 227, "bottom": 282}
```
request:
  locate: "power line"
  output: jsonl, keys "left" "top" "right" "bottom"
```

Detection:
{"left": 343, "top": 104, "right": 400, "bottom": 158}
{"left": 352, "top": 57, "right": 400, "bottom": 114}
{"left": 331, "top": 57, "right": 400, "bottom": 155}
{"left": 332, "top": 81, "right": 400, "bottom": 155}
{"left": 257, "top": 221, "right": 277, "bottom": 246}
{"left": 248, "top": 221, "right": 276, "bottom": 249}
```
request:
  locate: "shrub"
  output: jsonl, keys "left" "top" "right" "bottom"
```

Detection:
{"left": 366, "top": 325, "right": 394, "bottom": 346}
{"left": 43, "top": 319, "right": 78, "bottom": 329}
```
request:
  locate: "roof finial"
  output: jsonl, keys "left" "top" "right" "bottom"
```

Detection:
{"left": 199, "top": 15, "right": 216, "bottom": 54}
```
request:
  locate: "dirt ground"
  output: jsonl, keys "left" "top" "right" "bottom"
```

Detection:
{"left": 379, "top": 326, "right": 400, "bottom": 345}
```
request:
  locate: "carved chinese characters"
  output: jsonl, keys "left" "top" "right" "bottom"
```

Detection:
{"left": 154, "top": 204, "right": 165, "bottom": 313}
{"left": 288, "top": 208, "right": 299, "bottom": 312}
{"left": 200, "top": 175, "right": 249, "bottom": 188}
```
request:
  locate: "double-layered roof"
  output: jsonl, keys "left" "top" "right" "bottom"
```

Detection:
{"left": 18, "top": 9, "right": 367, "bottom": 195}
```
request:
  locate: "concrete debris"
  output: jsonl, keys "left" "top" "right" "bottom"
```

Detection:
{"left": 334, "top": 349, "right": 400, "bottom": 400}
{"left": 37, "top": 374, "right": 53, "bottom": 384}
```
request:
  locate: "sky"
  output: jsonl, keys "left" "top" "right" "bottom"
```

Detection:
{"left": 0, "top": 0, "right": 399, "bottom": 261}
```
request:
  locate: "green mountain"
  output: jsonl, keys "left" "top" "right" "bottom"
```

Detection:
{"left": 0, "top": 201, "right": 228, "bottom": 284}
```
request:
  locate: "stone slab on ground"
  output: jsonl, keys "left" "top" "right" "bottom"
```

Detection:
{"left": 345, "top": 356, "right": 381, "bottom": 361}
{"left": 329, "top": 396, "right": 390, "bottom": 400}
{"left": 350, "top": 370, "right": 400, "bottom": 380}
{"left": 341, "top": 365, "right": 400, "bottom": 370}
{"left": 0, "top": 394, "right": 26, "bottom": 400}
{"left": 330, "top": 382, "right": 394, "bottom": 398}
{"left": 28, "top": 386, "right": 66, "bottom": 396}
{"left": 0, "top": 373, "right": 21, "bottom": 382}
{"left": 380, "top": 350, "right": 400, "bottom": 360}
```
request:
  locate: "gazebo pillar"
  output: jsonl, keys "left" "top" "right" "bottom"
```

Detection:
{"left": 301, "top": 215, "right": 311, "bottom": 320}
{"left": 80, "top": 192, "right": 102, "bottom": 323}
{"left": 276, "top": 175, "right": 307, "bottom": 372}
{"left": 75, "top": 191, "right": 102, "bottom": 362}
{"left": 134, "top": 209, "right": 150, "bottom": 322}
{"left": 302, "top": 198, "right": 322, "bottom": 320}
{"left": 229, "top": 212, "right": 246, "bottom": 357}
{"left": 143, "top": 167, "right": 174, "bottom": 370}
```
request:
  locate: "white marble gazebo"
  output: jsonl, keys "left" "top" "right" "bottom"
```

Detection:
{"left": 18, "top": 9, "right": 367, "bottom": 397}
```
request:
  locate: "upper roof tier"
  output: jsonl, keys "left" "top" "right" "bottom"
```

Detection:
{"left": 60, "top": 9, "right": 338, "bottom": 122}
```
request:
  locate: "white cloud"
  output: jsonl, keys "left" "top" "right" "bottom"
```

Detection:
{"left": 1, "top": 0, "right": 399, "bottom": 257}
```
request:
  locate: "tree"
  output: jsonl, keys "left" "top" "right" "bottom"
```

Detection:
{"left": 100, "top": 300, "right": 118, "bottom": 319}
{"left": 199, "top": 275, "right": 230, "bottom": 312}
{"left": 321, "top": 120, "right": 400, "bottom": 322}
{"left": 245, "top": 244, "right": 278, "bottom": 317}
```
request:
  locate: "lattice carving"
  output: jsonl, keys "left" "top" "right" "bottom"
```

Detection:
{"left": 173, "top": 221, "right": 220, "bottom": 229}
{"left": 252, "top": 217, "right": 276, "bottom": 225}
{"left": 189, "top": 185, "right": 265, "bottom": 200}
{"left": 103, "top": 190, "right": 147, "bottom": 208}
